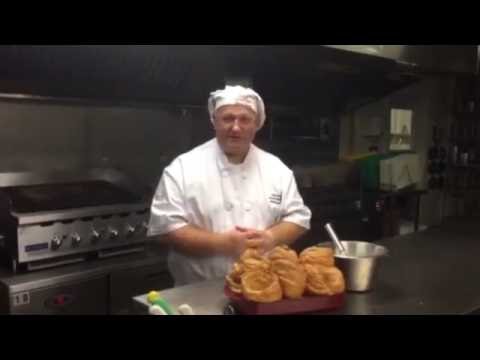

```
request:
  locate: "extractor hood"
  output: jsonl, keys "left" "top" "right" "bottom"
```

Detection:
{"left": 0, "top": 45, "right": 476, "bottom": 114}
{"left": 324, "top": 45, "right": 478, "bottom": 75}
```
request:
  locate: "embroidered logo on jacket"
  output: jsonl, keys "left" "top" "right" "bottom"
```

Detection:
{"left": 269, "top": 192, "right": 282, "bottom": 205}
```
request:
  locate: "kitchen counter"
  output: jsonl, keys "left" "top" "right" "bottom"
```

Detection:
{"left": 132, "top": 217, "right": 480, "bottom": 315}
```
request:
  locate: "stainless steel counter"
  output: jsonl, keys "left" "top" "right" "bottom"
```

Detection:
{"left": 132, "top": 217, "right": 480, "bottom": 315}
{"left": 133, "top": 279, "right": 228, "bottom": 315}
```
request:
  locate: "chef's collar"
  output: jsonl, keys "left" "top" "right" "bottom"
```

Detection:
{"left": 215, "top": 138, "right": 255, "bottom": 172}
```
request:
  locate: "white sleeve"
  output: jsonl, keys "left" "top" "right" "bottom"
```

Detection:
{"left": 280, "top": 171, "right": 312, "bottom": 230}
{"left": 148, "top": 161, "right": 189, "bottom": 236}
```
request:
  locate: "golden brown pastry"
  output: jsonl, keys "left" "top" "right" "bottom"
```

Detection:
{"left": 226, "top": 248, "right": 270, "bottom": 294}
{"left": 241, "top": 270, "right": 283, "bottom": 303}
{"left": 240, "top": 248, "right": 262, "bottom": 262}
{"left": 304, "top": 264, "right": 332, "bottom": 296}
{"left": 304, "top": 264, "right": 345, "bottom": 296}
{"left": 271, "top": 259, "right": 307, "bottom": 299}
{"left": 268, "top": 246, "right": 306, "bottom": 299}
{"left": 242, "top": 257, "right": 271, "bottom": 273}
{"left": 268, "top": 245, "right": 299, "bottom": 263}
{"left": 319, "top": 265, "right": 345, "bottom": 295}
{"left": 226, "top": 245, "right": 344, "bottom": 302}
{"left": 240, "top": 247, "right": 270, "bottom": 272}
{"left": 299, "top": 246, "right": 335, "bottom": 268}
{"left": 225, "top": 262, "right": 244, "bottom": 294}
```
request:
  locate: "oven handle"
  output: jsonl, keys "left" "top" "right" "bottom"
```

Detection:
{"left": 98, "top": 246, "right": 145, "bottom": 259}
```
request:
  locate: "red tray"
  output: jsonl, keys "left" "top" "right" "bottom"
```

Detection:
{"left": 224, "top": 286, "right": 345, "bottom": 315}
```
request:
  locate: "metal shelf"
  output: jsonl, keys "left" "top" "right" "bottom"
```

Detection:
{"left": 446, "top": 188, "right": 480, "bottom": 197}
{"left": 449, "top": 164, "right": 480, "bottom": 169}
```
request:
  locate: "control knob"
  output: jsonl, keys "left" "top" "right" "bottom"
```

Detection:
{"left": 91, "top": 229, "right": 104, "bottom": 244}
{"left": 71, "top": 233, "right": 82, "bottom": 247}
{"left": 125, "top": 224, "right": 136, "bottom": 238}
{"left": 108, "top": 227, "right": 119, "bottom": 240}
{"left": 51, "top": 235, "right": 64, "bottom": 250}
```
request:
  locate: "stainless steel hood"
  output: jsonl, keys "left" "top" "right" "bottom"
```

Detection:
{"left": 324, "top": 45, "right": 479, "bottom": 74}
{"left": 0, "top": 45, "right": 476, "bottom": 114}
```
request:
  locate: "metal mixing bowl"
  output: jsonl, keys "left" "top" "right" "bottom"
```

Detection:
{"left": 318, "top": 241, "right": 389, "bottom": 292}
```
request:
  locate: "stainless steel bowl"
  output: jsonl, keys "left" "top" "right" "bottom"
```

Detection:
{"left": 318, "top": 241, "right": 388, "bottom": 292}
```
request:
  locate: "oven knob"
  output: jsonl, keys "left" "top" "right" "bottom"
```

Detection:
{"left": 71, "top": 233, "right": 82, "bottom": 247}
{"left": 141, "top": 221, "right": 149, "bottom": 234}
{"left": 51, "top": 235, "right": 63, "bottom": 250}
{"left": 125, "top": 224, "right": 135, "bottom": 238}
{"left": 91, "top": 229, "right": 103, "bottom": 244}
{"left": 108, "top": 228, "right": 119, "bottom": 240}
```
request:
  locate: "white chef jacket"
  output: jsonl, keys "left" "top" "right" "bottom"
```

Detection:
{"left": 148, "top": 138, "right": 311, "bottom": 286}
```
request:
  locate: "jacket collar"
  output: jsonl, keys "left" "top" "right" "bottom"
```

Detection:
{"left": 214, "top": 138, "right": 256, "bottom": 173}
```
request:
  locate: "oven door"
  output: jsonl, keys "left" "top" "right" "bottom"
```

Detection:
{"left": 109, "top": 264, "right": 173, "bottom": 314}
{"left": 7, "top": 276, "right": 108, "bottom": 315}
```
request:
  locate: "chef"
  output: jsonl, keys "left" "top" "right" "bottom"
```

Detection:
{"left": 148, "top": 85, "right": 311, "bottom": 286}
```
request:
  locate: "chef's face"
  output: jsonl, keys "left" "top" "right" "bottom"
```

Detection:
{"left": 213, "top": 105, "right": 259, "bottom": 158}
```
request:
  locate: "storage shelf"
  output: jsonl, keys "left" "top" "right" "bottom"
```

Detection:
{"left": 454, "top": 110, "right": 480, "bottom": 119}
{"left": 446, "top": 189, "right": 480, "bottom": 197}
{"left": 449, "top": 164, "right": 480, "bottom": 169}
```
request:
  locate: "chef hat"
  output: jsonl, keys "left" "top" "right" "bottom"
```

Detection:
{"left": 208, "top": 85, "right": 266, "bottom": 129}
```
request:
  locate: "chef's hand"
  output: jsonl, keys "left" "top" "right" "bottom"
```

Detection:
{"left": 236, "top": 226, "right": 277, "bottom": 254}
{"left": 221, "top": 228, "right": 262, "bottom": 257}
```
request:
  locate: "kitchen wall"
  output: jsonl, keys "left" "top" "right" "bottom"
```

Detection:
{"left": 0, "top": 75, "right": 457, "bottom": 218}
{"left": 0, "top": 102, "right": 88, "bottom": 171}
{"left": 339, "top": 76, "right": 457, "bottom": 227}
{"left": 85, "top": 105, "right": 208, "bottom": 192}
{"left": 0, "top": 98, "right": 342, "bottom": 193}
{"left": 0, "top": 100, "right": 214, "bottom": 192}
